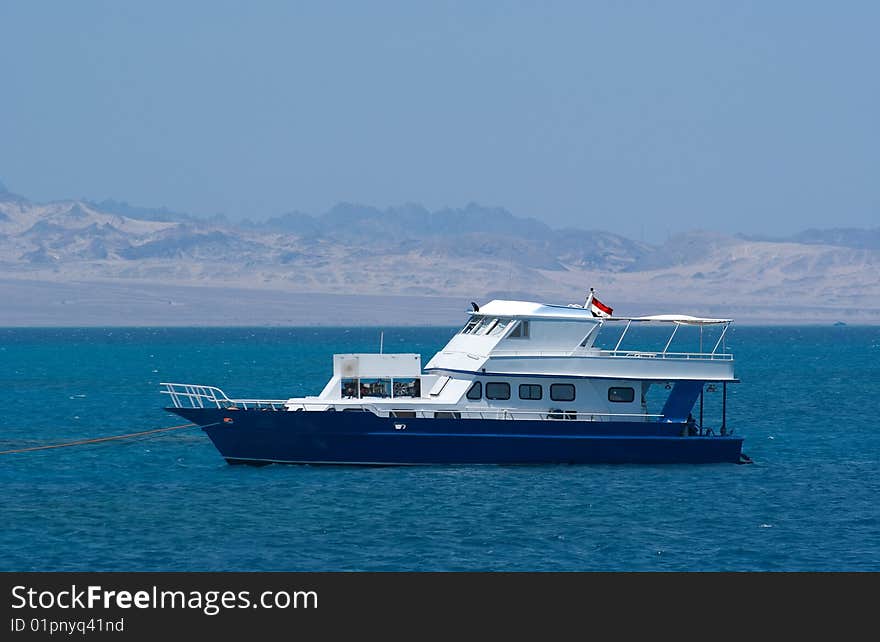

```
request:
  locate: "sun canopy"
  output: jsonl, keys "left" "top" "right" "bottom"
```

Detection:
{"left": 630, "top": 314, "right": 732, "bottom": 325}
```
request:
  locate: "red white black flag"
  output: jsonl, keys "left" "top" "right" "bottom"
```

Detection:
{"left": 584, "top": 288, "right": 613, "bottom": 318}
{"left": 590, "top": 296, "right": 613, "bottom": 318}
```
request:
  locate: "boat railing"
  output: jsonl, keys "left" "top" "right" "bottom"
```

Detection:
{"left": 597, "top": 349, "right": 733, "bottom": 360}
{"left": 160, "top": 382, "right": 287, "bottom": 411}
{"left": 484, "top": 409, "right": 664, "bottom": 422}
{"left": 490, "top": 349, "right": 732, "bottom": 360}
{"left": 489, "top": 349, "right": 589, "bottom": 357}
{"left": 285, "top": 401, "right": 663, "bottom": 422}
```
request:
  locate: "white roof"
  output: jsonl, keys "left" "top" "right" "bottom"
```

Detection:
{"left": 474, "top": 300, "right": 598, "bottom": 321}
{"left": 472, "top": 300, "right": 731, "bottom": 325}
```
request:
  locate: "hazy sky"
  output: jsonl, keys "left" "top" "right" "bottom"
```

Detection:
{"left": 1, "top": 1, "right": 877, "bottom": 241}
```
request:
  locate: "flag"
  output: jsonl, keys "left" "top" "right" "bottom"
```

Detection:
{"left": 584, "top": 288, "right": 613, "bottom": 317}
{"left": 590, "top": 296, "right": 613, "bottom": 318}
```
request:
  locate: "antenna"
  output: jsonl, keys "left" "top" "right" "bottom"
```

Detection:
{"left": 379, "top": 331, "right": 384, "bottom": 354}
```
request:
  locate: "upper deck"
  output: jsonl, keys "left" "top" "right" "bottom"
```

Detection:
{"left": 424, "top": 299, "right": 735, "bottom": 381}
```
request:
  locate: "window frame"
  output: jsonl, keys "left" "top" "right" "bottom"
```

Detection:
{"left": 488, "top": 318, "right": 511, "bottom": 337}
{"left": 478, "top": 318, "right": 499, "bottom": 335}
{"left": 461, "top": 318, "right": 479, "bottom": 334}
{"left": 550, "top": 383, "right": 576, "bottom": 402}
{"left": 508, "top": 320, "right": 530, "bottom": 339}
{"left": 518, "top": 383, "right": 543, "bottom": 400}
{"left": 608, "top": 386, "right": 635, "bottom": 403}
{"left": 466, "top": 381, "right": 482, "bottom": 400}
{"left": 485, "top": 381, "right": 511, "bottom": 401}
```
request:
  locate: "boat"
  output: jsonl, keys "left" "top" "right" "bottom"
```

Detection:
{"left": 161, "top": 292, "right": 746, "bottom": 465}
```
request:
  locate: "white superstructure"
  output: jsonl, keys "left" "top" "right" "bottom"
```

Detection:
{"left": 163, "top": 297, "right": 735, "bottom": 425}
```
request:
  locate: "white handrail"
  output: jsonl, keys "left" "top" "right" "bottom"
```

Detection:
{"left": 160, "top": 382, "right": 286, "bottom": 410}
{"left": 163, "top": 383, "right": 665, "bottom": 422}
{"left": 490, "top": 349, "right": 733, "bottom": 360}
{"left": 284, "top": 401, "right": 663, "bottom": 422}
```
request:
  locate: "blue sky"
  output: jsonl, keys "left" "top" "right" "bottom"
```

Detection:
{"left": 1, "top": 1, "right": 877, "bottom": 241}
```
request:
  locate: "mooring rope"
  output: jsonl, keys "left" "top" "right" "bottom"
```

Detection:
{"left": 0, "top": 422, "right": 210, "bottom": 455}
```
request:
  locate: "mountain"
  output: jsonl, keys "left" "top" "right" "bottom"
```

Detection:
{"left": 750, "top": 228, "right": 880, "bottom": 251}
{"left": 82, "top": 198, "right": 201, "bottom": 224}
{"left": 0, "top": 180, "right": 878, "bottom": 323}
{"left": 257, "top": 202, "right": 651, "bottom": 271}
{"left": 0, "top": 180, "right": 28, "bottom": 205}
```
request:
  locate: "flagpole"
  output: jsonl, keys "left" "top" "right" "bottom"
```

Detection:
{"left": 583, "top": 287, "right": 595, "bottom": 310}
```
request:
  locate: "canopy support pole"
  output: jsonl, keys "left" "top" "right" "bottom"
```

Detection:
{"left": 662, "top": 323, "right": 679, "bottom": 354}
{"left": 712, "top": 322, "right": 730, "bottom": 354}
{"left": 721, "top": 382, "right": 727, "bottom": 435}
{"left": 613, "top": 320, "right": 632, "bottom": 352}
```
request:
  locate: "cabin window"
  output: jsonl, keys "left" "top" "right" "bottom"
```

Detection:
{"left": 519, "top": 384, "right": 542, "bottom": 400}
{"left": 391, "top": 410, "right": 416, "bottom": 418}
{"left": 508, "top": 320, "right": 530, "bottom": 339}
{"left": 342, "top": 378, "right": 359, "bottom": 398}
{"left": 475, "top": 317, "right": 500, "bottom": 336}
{"left": 393, "top": 378, "right": 420, "bottom": 398}
{"left": 360, "top": 378, "right": 391, "bottom": 398}
{"left": 608, "top": 387, "right": 635, "bottom": 403}
{"left": 466, "top": 381, "right": 482, "bottom": 400}
{"left": 485, "top": 382, "right": 511, "bottom": 400}
{"left": 488, "top": 318, "right": 511, "bottom": 337}
{"left": 550, "top": 383, "right": 576, "bottom": 402}
{"left": 461, "top": 318, "right": 479, "bottom": 334}
{"left": 467, "top": 316, "right": 491, "bottom": 335}
{"left": 435, "top": 411, "right": 461, "bottom": 419}
{"left": 463, "top": 316, "right": 488, "bottom": 334}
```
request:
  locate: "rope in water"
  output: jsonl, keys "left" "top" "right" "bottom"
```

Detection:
{"left": 0, "top": 422, "right": 205, "bottom": 455}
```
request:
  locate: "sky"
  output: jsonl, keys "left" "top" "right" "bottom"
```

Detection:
{"left": 1, "top": 1, "right": 877, "bottom": 241}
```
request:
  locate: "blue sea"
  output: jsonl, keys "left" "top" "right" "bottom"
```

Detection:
{"left": 1, "top": 326, "right": 878, "bottom": 571}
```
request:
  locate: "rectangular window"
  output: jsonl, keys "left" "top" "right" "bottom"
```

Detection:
{"left": 435, "top": 411, "right": 461, "bottom": 419}
{"left": 393, "top": 378, "right": 420, "bottom": 398}
{"left": 342, "top": 378, "right": 359, "bottom": 398}
{"left": 360, "top": 378, "right": 391, "bottom": 398}
{"left": 508, "top": 320, "right": 530, "bottom": 338}
{"left": 608, "top": 387, "right": 635, "bottom": 403}
{"left": 550, "top": 383, "right": 576, "bottom": 402}
{"left": 518, "top": 384, "right": 542, "bottom": 400}
{"left": 391, "top": 410, "right": 416, "bottom": 418}
{"left": 485, "top": 382, "right": 511, "bottom": 400}
{"left": 466, "top": 381, "right": 482, "bottom": 400}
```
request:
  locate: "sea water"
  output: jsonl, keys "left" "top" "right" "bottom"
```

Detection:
{"left": 0, "top": 326, "right": 878, "bottom": 571}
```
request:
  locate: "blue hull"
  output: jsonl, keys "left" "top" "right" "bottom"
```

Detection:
{"left": 168, "top": 408, "right": 744, "bottom": 465}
